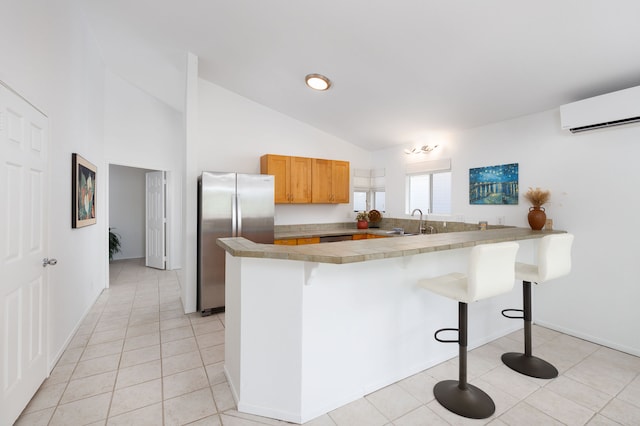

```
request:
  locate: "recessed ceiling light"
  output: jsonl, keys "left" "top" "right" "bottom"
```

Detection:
{"left": 305, "top": 74, "right": 332, "bottom": 91}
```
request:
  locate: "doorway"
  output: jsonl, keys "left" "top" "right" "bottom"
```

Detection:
{"left": 108, "top": 164, "right": 166, "bottom": 273}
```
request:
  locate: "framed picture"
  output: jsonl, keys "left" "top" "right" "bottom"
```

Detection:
{"left": 469, "top": 163, "right": 519, "bottom": 205}
{"left": 72, "top": 153, "right": 97, "bottom": 228}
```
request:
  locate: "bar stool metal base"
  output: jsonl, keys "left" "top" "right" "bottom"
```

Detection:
{"left": 433, "top": 380, "right": 496, "bottom": 419}
{"left": 502, "top": 352, "right": 558, "bottom": 379}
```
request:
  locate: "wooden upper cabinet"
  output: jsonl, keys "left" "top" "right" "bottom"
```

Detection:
{"left": 289, "top": 156, "right": 312, "bottom": 203}
{"left": 312, "top": 159, "right": 350, "bottom": 204}
{"left": 331, "top": 160, "right": 350, "bottom": 203}
{"left": 311, "top": 159, "right": 332, "bottom": 203}
{"left": 261, "top": 154, "right": 289, "bottom": 203}
{"left": 260, "top": 154, "right": 311, "bottom": 204}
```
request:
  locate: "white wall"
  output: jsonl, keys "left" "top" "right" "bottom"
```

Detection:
{"left": 0, "top": 0, "right": 107, "bottom": 367}
{"left": 374, "top": 109, "right": 640, "bottom": 356}
{"left": 103, "top": 69, "right": 184, "bottom": 270}
{"left": 108, "top": 164, "right": 153, "bottom": 260}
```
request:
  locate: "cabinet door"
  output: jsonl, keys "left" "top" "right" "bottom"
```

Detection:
{"left": 311, "top": 158, "right": 333, "bottom": 203}
{"left": 261, "top": 154, "right": 290, "bottom": 204}
{"left": 290, "top": 157, "right": 312, "bottom": 203}
{"left": 297, "top": 237, "right": 320, "bottom": 245}
{"left": 312, "top": 159, "right": 350, "bottom": 203}
{"left": 274, "top": 238, "right": 297, "bottom": 245}
{"left": 332, "top": 160, "right": 350, "bottom": 203}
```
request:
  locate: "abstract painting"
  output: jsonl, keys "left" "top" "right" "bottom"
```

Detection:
{"left": 72, "top": 153, "right": 97, "bottom": 228}
{"left": 469, "top": 163, "right": 518, "bottom": 205}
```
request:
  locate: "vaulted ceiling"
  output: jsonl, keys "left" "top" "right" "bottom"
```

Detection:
{"left": 80, "top": 0, "right": 640, "bottom": 150}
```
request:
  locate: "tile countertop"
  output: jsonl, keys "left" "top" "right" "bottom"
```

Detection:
{"left": 217, "top": 227, "right": 565, "bottom": 265}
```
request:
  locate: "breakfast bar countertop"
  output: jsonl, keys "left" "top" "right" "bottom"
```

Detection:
{"left": 217, "top": 227, "right": 564, "bottom": 264}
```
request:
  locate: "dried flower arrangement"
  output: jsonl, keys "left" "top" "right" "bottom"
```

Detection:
{"left": 524, "top": 187, "right": 550, "bottom": 207}
{"left": 355, "top": 211, "right": 369, "bottom": 221}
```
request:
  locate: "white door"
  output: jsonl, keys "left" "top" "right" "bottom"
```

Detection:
{"left": 146, "top": 171, "right": 165, "bottom": 269}
{"left": 0, "top": 83, "right": 50, "bottom": 425}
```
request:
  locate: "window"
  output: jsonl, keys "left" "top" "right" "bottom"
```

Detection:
{"left": 353, "top": 191, "right": 367, "bottom": 211}
{"left": 432, "top": 172, "right": 452, "bottom": 214}
{"left": 353, "top": 168, "right": 385, "bottom": 212}
{"left": 373, "top": 191, "right": 386, "bottom": 211}
{"left": 407, "top": 171, "right": 451, "bottom": 214}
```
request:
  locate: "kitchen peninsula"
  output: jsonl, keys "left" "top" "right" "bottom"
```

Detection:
{"left": 218, "top": 228, "right": 563, "bottom": 423}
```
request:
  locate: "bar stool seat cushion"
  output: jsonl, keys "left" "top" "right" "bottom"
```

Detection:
{"left": 419, "top": 272, "right": 468, "bottom": 302}
{"left": 516, "top": 233, "right": 574, "bottom": 283}
{"left": 419, "top": 242, "right": 519, "bottom": 304}
{"left": 515, "top": 262, "right": 539, "bottom": 282}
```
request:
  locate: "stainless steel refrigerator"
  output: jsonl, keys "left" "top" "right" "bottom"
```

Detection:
{"left": 197, "top": 172, "right": 274, "bottom": 315}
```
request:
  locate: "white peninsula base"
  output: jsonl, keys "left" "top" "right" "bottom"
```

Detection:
{"left": 224, "top": 241, "right": 535, "bottom": 424}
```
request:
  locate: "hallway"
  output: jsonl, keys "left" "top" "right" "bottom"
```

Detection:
{"left": 14, "top": 259, "right": 640, "bottom": 425}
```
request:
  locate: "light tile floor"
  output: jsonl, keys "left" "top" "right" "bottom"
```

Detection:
{"left": 16, "top": 258, "right": 640, "bottom": 425}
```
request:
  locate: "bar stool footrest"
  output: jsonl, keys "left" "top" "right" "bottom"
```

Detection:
{"left": 501, "top": 308, "right": 524, "bottom": 319}
{"left": 502, "top": 352, "right": 558, "bottom": 379}
{"left": 434, "top": 328, "right": 459, "bottom": 343}
{"left": 433, "top": 380, "right": 495, "bottom": 419}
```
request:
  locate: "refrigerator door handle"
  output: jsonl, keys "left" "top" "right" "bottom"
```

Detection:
{"left": 232, "top": 195, "right": 238, "bottom": 237}
{"left": 237, "top": 196, "right": 242, "bottom": 236}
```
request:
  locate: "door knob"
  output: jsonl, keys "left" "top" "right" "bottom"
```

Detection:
{"left": 42, "top": 258, "right": 58, "bottom": 267}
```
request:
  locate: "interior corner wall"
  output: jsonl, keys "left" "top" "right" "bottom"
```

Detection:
{"left": 109, "top": 164, "right": 152, "bottom": 260}
{"left": 196, "top": 78, "right": 373, "bottom": 226}
{"left": 0, "top": 0, "right": 109, "bottom": 368}
{"left": 374, "top": 109, "right": 640, "bottom": 356}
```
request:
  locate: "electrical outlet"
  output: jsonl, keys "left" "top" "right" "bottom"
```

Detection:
{"left": 545, "top": 219, "right": 553, "bottom": 230}
{"left": 497, "top": 216, "right": 505, "bottom": 225}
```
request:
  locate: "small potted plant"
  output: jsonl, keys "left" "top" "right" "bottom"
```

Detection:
{"left": 524, "top": 187, "right": 550, "bottom": 230}
{"left": 356, "top": 211, "right": 369, "bottom": 229}
{"left": 109, "top": 227, "right": 122, "bottom": 261}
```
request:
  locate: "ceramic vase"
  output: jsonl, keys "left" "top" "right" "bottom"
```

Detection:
{"left": 357, "top": 220, "right": 369, "bottom": 229}
{"left": 527, "top": 206, "right": 546, "bottom": 230}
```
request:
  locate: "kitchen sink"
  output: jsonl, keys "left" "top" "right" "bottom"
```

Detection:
{"left": 386, "top": 229, "right": 419, "bottom": 236}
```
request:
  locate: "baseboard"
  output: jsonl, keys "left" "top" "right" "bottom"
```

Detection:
{"left": 47, "top": 287, "right": 106, "bottom": 373}
{"left": 534, "top": 320, "right": 640, "bottom": 357}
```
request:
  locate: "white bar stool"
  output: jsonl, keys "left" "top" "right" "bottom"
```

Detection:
{"left": 501, "top": 233, "right": 574, "bottom": 379}
{"left": 419, "top": 242, "right": 519, "bottom": 419}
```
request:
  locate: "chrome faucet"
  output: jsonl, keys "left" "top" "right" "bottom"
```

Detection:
{"left": 411, "top": 208, "right": 425, "bottom": 234}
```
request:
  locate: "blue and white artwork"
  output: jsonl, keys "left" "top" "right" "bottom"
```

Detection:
{"left": 469, "top": 163, "right": 519, "bottom": 205}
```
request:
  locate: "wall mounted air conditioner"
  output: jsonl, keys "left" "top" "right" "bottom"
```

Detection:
{"left": 560, "top": 85, "right": 640, "bottom": 133}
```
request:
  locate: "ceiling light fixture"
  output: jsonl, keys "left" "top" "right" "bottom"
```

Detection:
{"left": 404, "top": 145, "right": 439, "bottom": 155}
{"left": 305, "top": 73, "right": 332, "bottom": 91}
